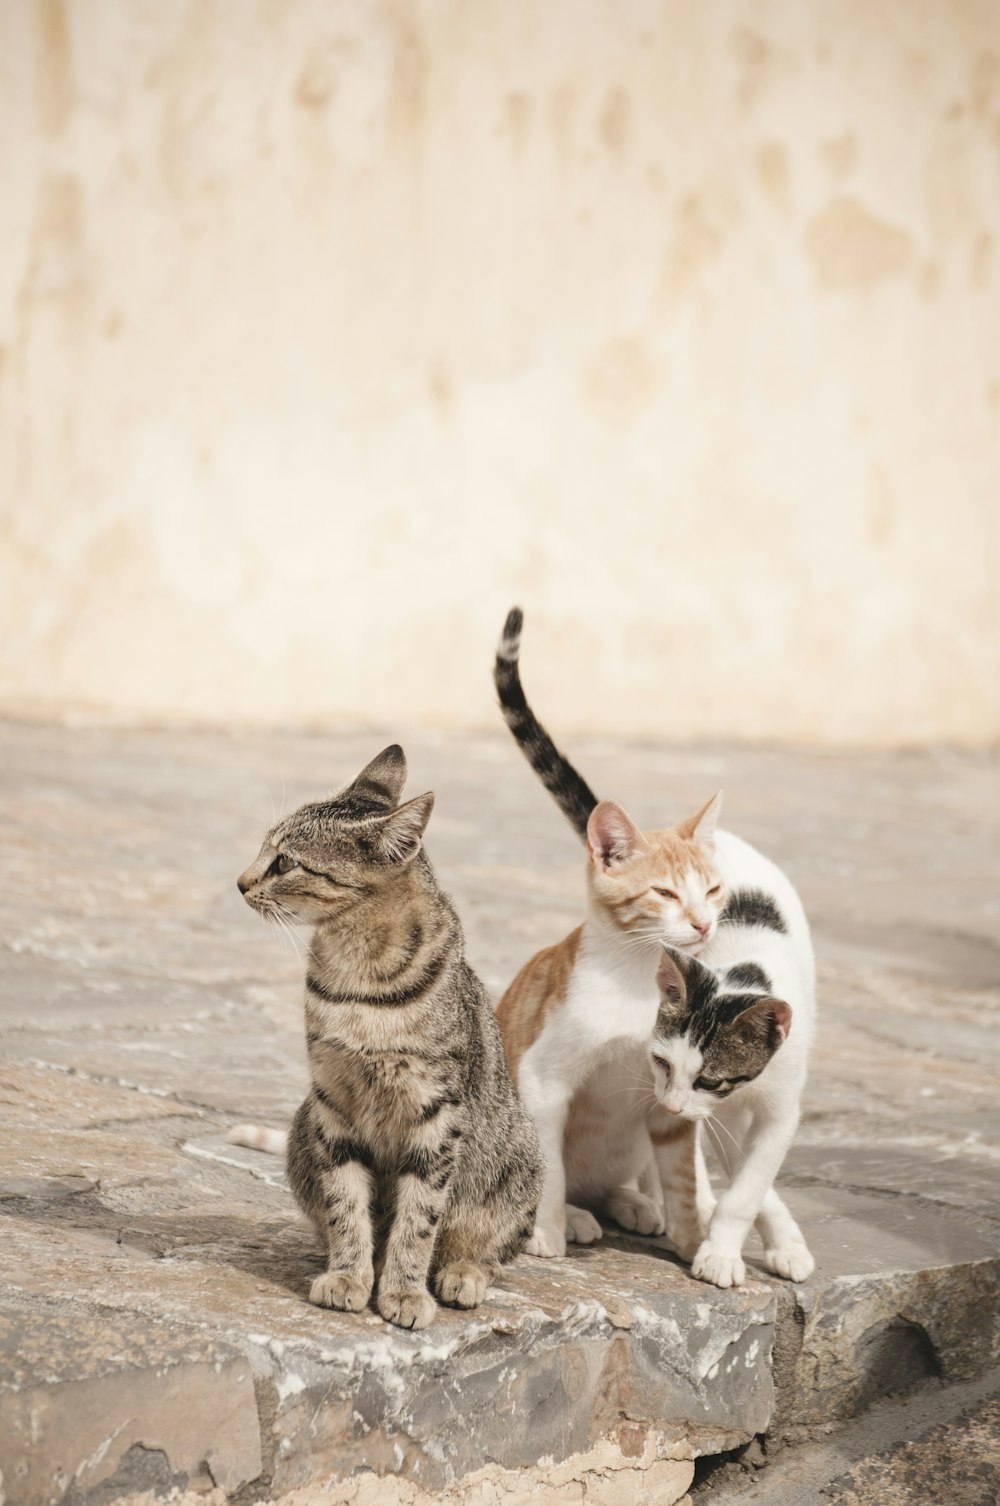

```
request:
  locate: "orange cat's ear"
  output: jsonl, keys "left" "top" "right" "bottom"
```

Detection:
{"left": 676, "top": 790, "right": 723, "bottom": 849}
{"left": 587, "top": 801, "right": 642, "bottom": 868}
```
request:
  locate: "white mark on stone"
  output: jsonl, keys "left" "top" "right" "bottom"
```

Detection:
{"left": 277, "top": 1372, "right": 306, "bottom": 1401}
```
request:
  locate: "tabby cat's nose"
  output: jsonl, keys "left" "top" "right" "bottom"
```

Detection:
{"left": 237, "top": 876, "right": 250, "bottom": 895}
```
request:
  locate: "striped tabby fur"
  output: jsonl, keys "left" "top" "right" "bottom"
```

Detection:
{"left": 494, "top": 607, "right": 598, "bottom": 839}
{"left": 236, "top": 745, "right": 542, "bottom": 1329}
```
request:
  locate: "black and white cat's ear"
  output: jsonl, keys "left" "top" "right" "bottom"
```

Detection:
{"left": 677, "top": 790, "right": 723, "bottom": 850}
{"left": 370, "top": 792, "right": 435, "bottom": 864}
{"left": 656, "top": 945, "right": 693, "bottom": 1010}
{"left": 732, "top": 997, "right": 792, "bottom": 1051}
{"left": 587, "top": 801, "right": 643, "bottom": 868}
{"left": 348, "top": 744, "right": 408, "bottom": 807}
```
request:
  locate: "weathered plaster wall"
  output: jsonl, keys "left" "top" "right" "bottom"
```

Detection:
{"left": 1, "top": 0, "right": 998, "bottom": 743}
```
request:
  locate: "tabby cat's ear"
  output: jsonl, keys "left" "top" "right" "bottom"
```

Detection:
{"left": 731, "top": 997, "right": 792, "bottom": 1051}
{"left": 656, "top": 944, "right": 692, "bottom": 1010}
{"left": 676, "top": 790, "right": 723, "bottom": 849}
{"left": 371, "top": 792, "right": 435, "bottom": 864}
{"left": 587, "top": 801, "right": 643, "bottom": 868}
{"left": 349, "top": 744, "right": 408, "bottom": 807}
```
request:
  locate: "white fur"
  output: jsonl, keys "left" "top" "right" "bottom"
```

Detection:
{"left": 517, "top": 903, "right": 670, "bottom": 1258}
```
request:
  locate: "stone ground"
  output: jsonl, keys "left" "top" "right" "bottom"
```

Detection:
{"left": 0, "top": 720, "right": 998, "bottom": 1505}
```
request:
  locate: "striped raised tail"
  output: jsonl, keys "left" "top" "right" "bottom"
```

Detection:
{"left": 493, "top": 606, "right": 599, "bottom": 842}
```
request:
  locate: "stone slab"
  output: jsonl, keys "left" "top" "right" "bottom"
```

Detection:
{"left": 0, "top": 1206, "right": 773, "bottom": 1497}
{"left": 759, "top": 1181, "right": 1000, "bottom": 1437}
{"left": 0, "top": 722, "right": 998, "bottom": 1500}
{"left": 0, "top": 1302, "right": 262, "bottom": 1506}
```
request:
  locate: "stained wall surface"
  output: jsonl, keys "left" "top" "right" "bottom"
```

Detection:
{"left": 1, "top": 1, "right": 998, "bottom": 744}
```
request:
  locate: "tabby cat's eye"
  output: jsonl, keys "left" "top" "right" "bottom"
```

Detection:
{"left": 653, "top": 887, "right": 679, "bottom": 901}
{"left": 274, "top": 853, "right": 299, "bottom": 875}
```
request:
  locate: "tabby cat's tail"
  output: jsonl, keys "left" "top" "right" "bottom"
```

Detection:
{"left": 227, "top": 1123, "right": 287, "bottom": 1157}
{"left": 493, "top": 606, "right": 599, "bottom": 842}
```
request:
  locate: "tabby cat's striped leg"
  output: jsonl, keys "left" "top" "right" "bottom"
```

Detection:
{"left": 310, "top": 1148, "right": 376, "bottom": 1312}
{"left": 378, "top": 1116, "right": 463, "bottom": 1330}
{"left": 432, "top": 1219, "right": 493, "bottom": 1311}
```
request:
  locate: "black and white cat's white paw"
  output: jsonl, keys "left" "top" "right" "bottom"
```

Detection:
{"left": 606, "top": 1188, "right": 666, "bottom": 1237}
{"left": 691, "top": 1243, "right": 746, "bottom": 1289}
{"left": 763, "top": 1243, "right": 815, "bottom": 1282}
{"left": 565, "top": 1204, "right": 603, "bottom": 1245}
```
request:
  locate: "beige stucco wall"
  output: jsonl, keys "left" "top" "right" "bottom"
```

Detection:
{"left": 1, "top": 0, "right": 998, "bottom": 744}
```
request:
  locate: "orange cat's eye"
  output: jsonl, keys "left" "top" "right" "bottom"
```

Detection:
{"left": 707, "top": 885, "right": 722, "bottom": 897}
{"left": 652, "top": 887, "right": 679, "bottom": 901}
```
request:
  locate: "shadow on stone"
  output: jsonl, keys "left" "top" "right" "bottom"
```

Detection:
{"left": 61, "top": 1443, "right": 201, "bottom": 1506}
{"left": 855, "top": 1316, "right": 942, "bottom": 1410}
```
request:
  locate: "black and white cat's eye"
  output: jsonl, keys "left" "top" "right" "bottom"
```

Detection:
{"left": 651, "top": 1054, "right": 672, "bottom": 1077}
{"left": 272, "top": 853, "right": 299, "bottom": 875}
{"left": 695, "top": 1076, "right": 729, "bottom": 1093}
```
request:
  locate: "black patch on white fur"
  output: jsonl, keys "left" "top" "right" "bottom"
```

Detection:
{"left": 720, "top": 888, "right": 787, "bottom": 934}
{"left": 726, "top": 961, "right": 771, "bottom": 992}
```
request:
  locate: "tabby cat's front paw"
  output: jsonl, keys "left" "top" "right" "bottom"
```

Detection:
{"left": 377, "top": 1287, "right": 437, "bottom": 1330}
{"left": 434, "top": 1261, "right": 488, "bottom": 1309}
{"left": 691, "top": 1243, "right": 746, "bottom": 1289}
{"left": 763, "top": 1243, "right": 815, "bottom": 1282}
{"left": 309, "top": 1270, "right": 372, "bottom": 1311}
{"left": 525, "top": 1222, "right": 566, "bottom": 1258}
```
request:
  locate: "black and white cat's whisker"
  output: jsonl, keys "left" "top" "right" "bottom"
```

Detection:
{"left": 707, "top": 1113, "right": 742, "bottom": 1159}
{"left": 704, "top": 1118, "right": 733, "bottom": 1178}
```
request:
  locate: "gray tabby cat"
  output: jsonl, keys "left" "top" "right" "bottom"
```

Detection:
{"left": 236, "top": 745, "right": 543, "bottom": 1330}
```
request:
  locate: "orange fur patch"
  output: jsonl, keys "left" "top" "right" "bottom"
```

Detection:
{"left": 496, "top": 925, "right": 582, "bottom": 1077}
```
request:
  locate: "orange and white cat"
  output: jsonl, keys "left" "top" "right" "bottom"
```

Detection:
{"left": 497, "top": 793, "right": 723, "bottom": 1259}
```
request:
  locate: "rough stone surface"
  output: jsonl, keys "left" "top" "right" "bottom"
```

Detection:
{"left": 690, "top": 1371, "right": 1000, "bottom": 1506}
{"left": 0, "top": 723, "right": 997, "bottom": 1501}
{"left": 0, "top": 1303, "right": 262, "bottom": 1505}
{"left": 821, "top": 1395, "right": 1000, "bottom": 1506}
